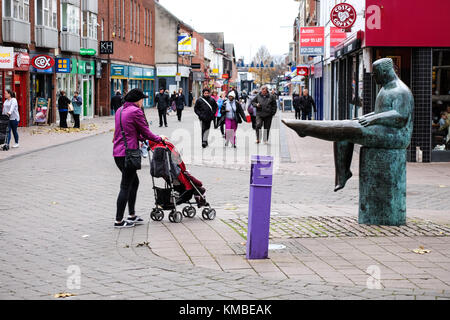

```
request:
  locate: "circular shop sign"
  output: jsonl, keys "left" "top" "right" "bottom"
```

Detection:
{"left": 31, "top": 55, "right": 55, "bottom": 70}
{"left": 331, "top": 3, "right": 357, "bottom": 29}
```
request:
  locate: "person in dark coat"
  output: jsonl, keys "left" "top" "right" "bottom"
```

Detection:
{"left": 188, "top": 91, "right": 193, "bottom": 107}
{"left": 57, "top": 91, "right": 71, "bottom": 128}
{"left": 194, "top": 88, "right": 218, "bottom": 148}
{"left": 111, "top": 90, "right": 123, "bottom": 115}
{"left": 154, "top": 88, "right": 170, "bottom": 127}
{"left": 251, "top": 85, "right": 278, "bottom": 144}
{"left": 300, "top": 89, "right": 316, "bottom": 120}
{"left": 175, "top": 88, "right": 186, "bottom": 122}
{"left": 293, "top": 93, "right": 302, "bottom": 120}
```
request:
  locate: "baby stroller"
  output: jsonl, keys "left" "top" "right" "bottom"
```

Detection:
{"left": 148, "top": 140, "right": 216, "bottom": 224}
{"left": 0, "top": 114, "right": 10, "bottom": 151}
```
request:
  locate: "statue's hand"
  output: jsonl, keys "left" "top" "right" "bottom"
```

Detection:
{"left": 358, "top": 114, "right": 378, "bottom": 127}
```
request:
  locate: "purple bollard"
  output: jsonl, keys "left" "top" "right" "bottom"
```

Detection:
{"left": 246, "top": 155, "right": 274, "bottom": 260}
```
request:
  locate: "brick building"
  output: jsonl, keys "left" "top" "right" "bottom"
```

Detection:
{"left": 97, "top": 0, "right": 156, "bottom": 114}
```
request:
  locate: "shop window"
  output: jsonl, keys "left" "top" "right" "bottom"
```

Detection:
{"left": 432, "top": 49, "right": 450, "bottom": 151}
{"left": 61, "top": 3, "right": 80, "bottom": 34}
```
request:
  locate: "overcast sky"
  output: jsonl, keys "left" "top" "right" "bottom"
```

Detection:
{"left": 158, "top": 0, "right": 299, "bottom": 63}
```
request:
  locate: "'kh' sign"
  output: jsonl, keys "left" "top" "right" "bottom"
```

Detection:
{"left": 100, "top": 41, "right": 114, "bottom": 55}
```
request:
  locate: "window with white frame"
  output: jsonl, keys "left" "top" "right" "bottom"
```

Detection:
{"left": 82, "top": 11, "right": 98, "bottom": 39}
{"left": 3, "top": 0, "right": 29, "bottom": 21}
{"left": 61, "top": 3, "right": 80, "bottom": 34}
{"left": 36, "top": 0, "right": 57, "bottom": 28}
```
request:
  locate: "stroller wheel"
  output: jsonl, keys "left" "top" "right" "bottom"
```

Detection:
{"left": 202, "top": 209, "right": 210, "bottom": 220}
{"left": 183, "top": 206, "right": 196, "bottom": 218}
{"left": 155, "top": 209, "right": 164, "bottom": 222}
{"left": 168, "top": 211, "right": 175, "bottom": 223}
{"left": 174, "top": 211, "right": 183, "bottom": 223}
{"left": 208, "top": 209, "right": 216, "bottom": 221}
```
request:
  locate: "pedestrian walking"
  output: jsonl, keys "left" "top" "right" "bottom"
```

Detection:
{"left": 169, "top": 91, "right": 177, "bottom": 115}
{"left": 293, "top": 92, "right": 302, "bottom": 120}
{"left": 220, "top": 91, "right": 246, "bottom": 148}
{"left": 211, "top": 90, "right": 219, "bottom": 102}
{"left": 175, "top": 88, "right": 186, "bottom": 122}
{"left": 155, "top": 88, "right": 169, "bottom": 127}
{"left": 188, "top": 91, "right": 193, "bottom": 107}
{"left": 57, "top": 91, "right": 71, "bottom": 128}
{"left": 251, "top": 85, "right": 278, "bottom": 144}
{"left": 216, "top": 92, "right": 227, "bottom": 137}
{"left": 194, "top": 88, "right": 218, "bottom": 148}
{"left": 113, "top": 88, "right": 167, "bottom": 228}
{"left": 2, "top": 89, "right": 20, "bottom": 148}
{"left": 71, "top": 91, "right": 83, "bottom": 129}
{"left": 228, "top": 85, "right": 239, "bottom": 101}
{"left": 246, "top": 90, "right": 258, "bottom": 136}
{"left": 300, "top": 89, "right": 316, "bottom": 120}
{"left": 111, "top": 90, "right": 123, "bottom": 115}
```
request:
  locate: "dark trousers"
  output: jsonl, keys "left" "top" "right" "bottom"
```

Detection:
{"left": 295, "top": 108, "right": 301, "bottom": 120}
{"left": 7, "top": 119, "right": 19, "bottom": 145}
{"left": 302, "top": 110, "right": 312, "bottom": 120}
{"left": 59, "top": 111, "right": 68, "bottom": 128}
{"left": 73, "top": 114, "right": 80, "bottom": 128}
{"left": 201, "top": 120, "right": 212, "bottom": 145}
{"left": 158, "top": 109, "right": 167, "bottom": 126}
{"left": 115, "top": 157, "right": 139, "bottom": 222}
{"left": 177, "top": 108, "right": 183, "bottom": 121}
{"left": 256, "top": 116, "right": 273, "bottom": 142}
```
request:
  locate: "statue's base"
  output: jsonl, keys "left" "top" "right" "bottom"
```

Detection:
{"left": 359, "top": 147, "right": 407, "bottom": 226}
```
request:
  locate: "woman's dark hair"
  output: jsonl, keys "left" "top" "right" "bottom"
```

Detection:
{"left": 202, "top": 88, "right": 211, "bottom": 94}
{"left": 6, "top": 89, "right": 15, "bottom": 98}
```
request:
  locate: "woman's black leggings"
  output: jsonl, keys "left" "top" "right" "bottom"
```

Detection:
{"left": 115, "top": 157, "right": 139, "bottom": 222}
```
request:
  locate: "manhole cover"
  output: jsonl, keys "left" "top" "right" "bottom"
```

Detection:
{"left": 229, "top": 240, "right": 311, "bottom": 255}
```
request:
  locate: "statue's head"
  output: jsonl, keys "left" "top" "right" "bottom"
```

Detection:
{"left": 373, "top": 58, "right": 397, "bottom": 85}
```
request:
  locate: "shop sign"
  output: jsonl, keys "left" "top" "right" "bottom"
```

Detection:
{"left": 14, "top": 52, "right": 30, "bottom": 71}
{"left": 111, "top": 64, "right": 129, "bottom": 78}
{"left": 55, "top": 58, "right": 71, "bottom": 73}
{"left": 331, "top": 3, "right": 357, "bottom": 29}
{"left": 129, "top": 66, "right": 143, "bottom": 79}
{"left": 296, "top": 66, "right": 309, "bottom": 77}
{"left": 31, "top": 55, "right": 55, "bottom": 70}
{"left": 80, "top": 48, "right": 97, "bottom": 56}
{"left": 99, "top": 41, "right": 114, "bottom": 55}
{"left": 78, "top": 60, "right": 95, "bottom": 75}
{"left": 299, "top": 27, "right": 325, "bottom": 56}
{"left": 330, "top": 27, "right": 347, "bottom": 47}
{"left": 96, "top": 61, "right": 102, "bottom": 79}
{"left": 157, "top": 65, "right": 177, "bottom": 77}
{"left": 178, "top": 34, "right": 192, "bottom": 56}
{"left": 142, "top": 68, "right": 155, "bottom": 79}
{"left": 0, "top": 46, "right": 15, "bottom": 69}
{"left": 222, "top": 74, "right": 229, "bottom": 79}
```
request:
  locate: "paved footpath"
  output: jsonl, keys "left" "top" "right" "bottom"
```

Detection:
{"left": 0, "top": 108, "right": 449, "bottom": 300}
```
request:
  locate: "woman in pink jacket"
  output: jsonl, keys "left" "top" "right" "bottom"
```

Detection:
{"left": 113, "top": 88, "right": 166, "bottom": 228}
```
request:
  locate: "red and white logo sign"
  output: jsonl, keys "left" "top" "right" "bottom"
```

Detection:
{"left": 31, "top": 55, "right": 55, "bottom": 70}
{"left": 330, "top": 27, "right": 347, "bottom": 47}
{"left": 15, "top": 52, "right": 30, "bottom": 69}
{"left": 331, "top": 3, "right": 357, "bottom": 29}
{"left": 297, "top": 66, "right": 309, "bottom": 76}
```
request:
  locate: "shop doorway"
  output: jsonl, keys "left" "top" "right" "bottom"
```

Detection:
{"left": 14, "top": 72, "right": 28, "bottom": 127}
{"left": 82, "top": 77, "right": 94, "bottom": 119}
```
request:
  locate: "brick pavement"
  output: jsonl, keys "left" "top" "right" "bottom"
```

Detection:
{"left": 0, "top": 108, "right": 449, "bottom": 299}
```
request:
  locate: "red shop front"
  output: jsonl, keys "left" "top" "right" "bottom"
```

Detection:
{"left": 0, "top": 51, "right": 30, "bottom": 127}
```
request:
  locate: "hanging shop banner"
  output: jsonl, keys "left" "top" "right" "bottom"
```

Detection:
{"left": 31, "top": 55, "right": 55, "bottom": 70}
{"left": 330, "top": 27, "right": 347, "bottom": 47}
{"left": 330, "top": 3, "right": 357, "bottom": 29}
{"left": 78, "top": 60, "right": 95, "bottom": 75}
{"left": 0, "top": 46, "right": 14, "bottom": 69}
{"left": 296, "top": 66, "right": 309, "bottom": 77}
{"left": 34, "top": 97, "right": 50, "bottom": 124}
{"left": 300, "top": 27, "right": 325, "bottom": 56}
{"left": 14, "top": 52, "right": 31, "bottom": 71}
{"left": 55, "top": 58, "right": 71, "bottom": 73}
{"left": 178, "top": 35, "right": 192, "bottom": 56}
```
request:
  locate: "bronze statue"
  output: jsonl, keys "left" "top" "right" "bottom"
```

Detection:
{"left": 283, "top": 58, "right": 414, "bottom": 226}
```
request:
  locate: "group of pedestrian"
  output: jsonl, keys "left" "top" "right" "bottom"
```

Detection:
{"left": 293, "top": 89, "right": 317, "bottom": 120}
{"left": 57, "top": 91, "right": 83, "bottom": 129}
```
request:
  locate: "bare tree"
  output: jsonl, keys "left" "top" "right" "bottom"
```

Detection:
{"left": 249, "top": 46, "right": 288, "bottom": 85}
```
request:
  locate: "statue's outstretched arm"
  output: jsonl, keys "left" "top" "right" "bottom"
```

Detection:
{"left": 359, "top": 99, "right": 409, "bottom": 128}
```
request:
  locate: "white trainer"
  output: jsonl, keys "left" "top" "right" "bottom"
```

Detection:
{"left": 12, "top": 143, "right": 19, "bottom": 148}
